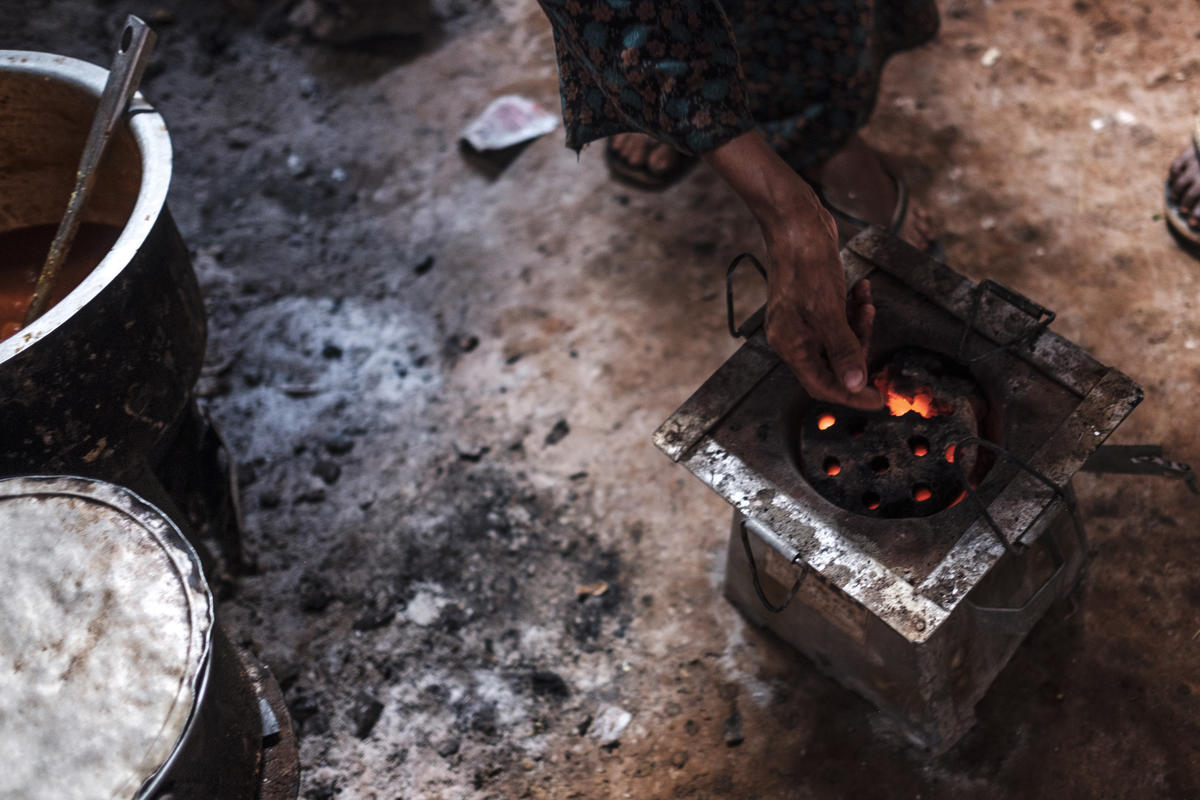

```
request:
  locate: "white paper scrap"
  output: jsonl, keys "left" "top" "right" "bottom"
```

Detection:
{"left": 461, "top": 95, "right": 559, "bottom": 152}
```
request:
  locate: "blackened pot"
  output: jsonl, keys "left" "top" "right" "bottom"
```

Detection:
{"left": 0, "top": 475, "right": 298, "bottom": 800}
{"left": 0, "top": 51, "right": 205, "bottom": 482}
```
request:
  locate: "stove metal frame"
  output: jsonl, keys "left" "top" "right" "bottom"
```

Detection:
{"left": 654, "top": 227, "right": 1142, "bottom": 751}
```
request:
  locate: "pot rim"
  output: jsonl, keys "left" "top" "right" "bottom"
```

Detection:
{"left": 0, "top": 50, "right": 173, "bottom": 362}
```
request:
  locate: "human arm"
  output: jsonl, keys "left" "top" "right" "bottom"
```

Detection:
{"left": 701, "top": 130, "right": 882, "bottom": 409}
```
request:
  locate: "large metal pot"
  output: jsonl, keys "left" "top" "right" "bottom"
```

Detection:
{"left": 0, "top": 475, "right": 298, "bottom": 800}
{"left": 0, "top": 51, "right": 205, "bottom": 482}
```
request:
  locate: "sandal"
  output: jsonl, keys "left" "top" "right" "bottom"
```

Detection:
{"left": 812, "top": 169, "right": 946, "bottom": 262}
{"left": 604, "top": 137, "right": 697, "bottom": 191}
{"left": 1164, "top": 118, "right": 1200, "bottom": 257}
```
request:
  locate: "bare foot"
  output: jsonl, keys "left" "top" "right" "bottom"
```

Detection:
{"left": 610, "top": 132, "right": 681, "bottom": 176}
{"left": 803, "top": 135, "right": 937, "bottom": 251}
{"left": 1169, "top": 142, "right": 1200, "bottom": 231}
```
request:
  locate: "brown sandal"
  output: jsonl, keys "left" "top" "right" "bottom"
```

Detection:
{"left": 604, "top": 137, "right": 696, "bottom": 191}
{"left": 812, "top": 169, "right": 946, "bottom": 262}
{"left": 1164, "top": 119, "right": 1200, "bottom": 256}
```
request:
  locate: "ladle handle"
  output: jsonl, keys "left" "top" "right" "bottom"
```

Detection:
{"left": 23, "top": 15, "right": 156, "bottom": 325}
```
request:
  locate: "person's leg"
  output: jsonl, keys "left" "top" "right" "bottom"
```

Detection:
{"left": 603, "top": 129, "right": 937, "bottom": 251}
{"left": 801, "top": 134, "right": 937, "bottom": 252}
{"left": 730, "top": 0, "right": 940, "bottom": 250}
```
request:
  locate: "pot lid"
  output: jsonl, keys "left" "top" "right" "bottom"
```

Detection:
{"left": 0, "top": 476, "right": 212, "bottom": 800}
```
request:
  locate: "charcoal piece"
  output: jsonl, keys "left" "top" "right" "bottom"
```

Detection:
{"left": 298, "top": 572, "right": 334, "bottom": 612}
{"left": 352, "top": 691, "right": 384, "bottom": 739}
{"left": 544, "top": 419, "right": 570, "bottom": 446}
{"left": 722, "top": 710, "right": 744, "bottom": 747}
{"left": 529, "top": 670, "right": 570, "bottom": 699}
{"left": 313, "top": 459, "right": 342, "bottom": 485}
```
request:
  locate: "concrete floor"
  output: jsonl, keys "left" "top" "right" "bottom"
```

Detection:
{"left": 5, "top": 0, "right": 1199, "bottom": 797}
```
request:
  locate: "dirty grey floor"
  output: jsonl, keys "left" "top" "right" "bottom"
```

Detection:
{"left": 4, "top": 1, "right": 1199, "bottom": 798}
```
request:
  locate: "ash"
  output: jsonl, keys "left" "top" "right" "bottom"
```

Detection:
{"left": 5, "top": 1, "right": 1200, "bottom": 798}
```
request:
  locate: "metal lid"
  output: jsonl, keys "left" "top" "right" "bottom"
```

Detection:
{"left": 0, "top": 476, "right": 212, "bottom": 800}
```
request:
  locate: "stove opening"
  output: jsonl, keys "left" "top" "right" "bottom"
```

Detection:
{"left": 798, "top": 348, "right": 995, "bottom": 519}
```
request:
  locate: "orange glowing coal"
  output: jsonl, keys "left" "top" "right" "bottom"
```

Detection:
{"left": 873, "top": 366, "right": 952, "bottom": 419}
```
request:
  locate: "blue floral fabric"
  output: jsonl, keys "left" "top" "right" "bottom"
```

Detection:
{"left": 537, "top": 0, "right": 938, "bottom": 169}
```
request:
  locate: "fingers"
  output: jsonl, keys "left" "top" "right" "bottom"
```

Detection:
{"left": 614, "top": 133, "right": 648, "bottom": 166}
{"left": 1171, "top": 149, "right": 1191, "bottom": 177}
{"left": 648, "top": 144, "right": 677, "bottom": 175}
{"left": 784, "top": 339, "right": 883, "bottom": 410}
{"left": 903, "top": 206, "right": 933, "bottom": 251}
{"left": 848, "top": 279, "right": 875, "bottom": 349}
{"left": 821, "top": 311, "right": 869, "bottom": 392}
{"left": 842, "top": 386, "right": 884, "bottom": 410}
{"left": 612, "top": 134, "right": 681, "bottom": 174}
{"left": 1171, "top": 149, "right": 1200, "bottom": 200}
{"left": 1183, "top": 180, "right": 1200, "bottom": 212}
{"left": 1170, "top": 168, "right": 1188, "bottom": 199}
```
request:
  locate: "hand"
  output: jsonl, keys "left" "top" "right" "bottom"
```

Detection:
{"left": 702, "top": 129, "right": 882, "bottom": 409}
{"left": 760, "top": 197, "right": 882, "bottom": 409}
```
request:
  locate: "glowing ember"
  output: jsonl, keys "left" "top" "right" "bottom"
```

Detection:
{"left": 824, "top": 457, "right": 841, "bottom": 476}
{"left": 886, "top": 389, "right": 936, "bottom": 418}
{"left": 817, "top": 413, "right": 836, "bottom": 431}
{"left": 872, "top": 366, "right": 952, "bottom": 419}
{"left": 945, "top": 444, "right": 956, "bottom": 463}
{"left": 910, "top": 437, "right": 929, "bottom": 457}
{"left": 913, "top": 486, "right": 933, "bottom": 502}
{"left": 948, "top": 489, "right": 968, "bottom": 508}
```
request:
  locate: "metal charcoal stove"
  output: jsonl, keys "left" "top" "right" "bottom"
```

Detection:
{"left": 654, "top": 227, "right": 1151, "bottom": 753}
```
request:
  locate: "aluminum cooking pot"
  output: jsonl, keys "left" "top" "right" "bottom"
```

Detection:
{"left": 0, "top": 51, "right": 205, "bottom": 481}
{"left": 0, "top": 475, "right": 297, "bottom": 799}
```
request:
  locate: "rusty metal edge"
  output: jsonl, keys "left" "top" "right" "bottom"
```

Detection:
{"left": 680, "top": 439, "right": 951, "bottom": 642}
{"left": 652, "top": 331, "right": 778, "bottom": 462}
{"left": 847, "top": 227, "right": 1109, "bottom": 398}
{"left": 915, "top": 369, "right": 1143, "bottom": 609}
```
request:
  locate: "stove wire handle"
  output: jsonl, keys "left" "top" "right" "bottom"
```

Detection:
{"left": 953, "top": 436, "right": 1071, "bottom": 555}
{"left": 956, "top": 279, "right": 1056, "bottom": 365}
{"left": 738, "top": 519, "right": 808, "bottom": 613}
{"left": 725, "top": 253, "right": 768, "bottom": 339}
{"left": 1081, "top": 445, "right": 1200, "bottom": 495}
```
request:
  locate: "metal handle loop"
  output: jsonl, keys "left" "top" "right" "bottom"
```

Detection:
{"left": 956, "top": 279, "right": 1056, "bottom": 364}
{"left": 739, "top": 519, "right": 807, "bottom": 614}
{"left": 725, "top": 253, "right": 768, "bottom": 339}
{"left": 953, "top": 436, "right": 1069, "bottom": 555}
{"left": 966, "top": 528, "right": 1069, "bottom": 632}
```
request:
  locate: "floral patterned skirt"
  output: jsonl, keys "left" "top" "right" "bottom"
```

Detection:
{"left": 538, "top": 0, "right": 939, "bottom": 169}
